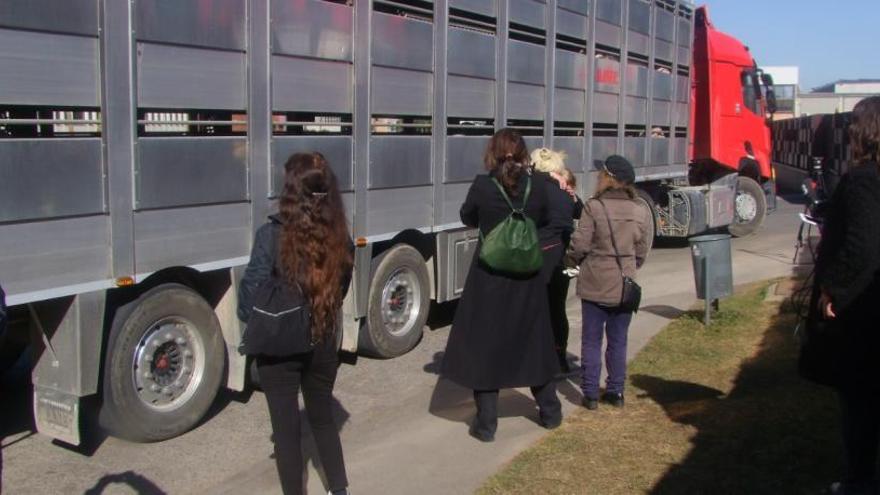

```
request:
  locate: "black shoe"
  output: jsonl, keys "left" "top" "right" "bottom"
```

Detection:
{"left": 601, "top": 392, "right": 625, "bottom": 408}
{"left": 540, "top": 414, "right": 562, "bottom": 430}
{"left": 581, "top": 397, "right": 599, "bottom": 410}
{"left": 557, "top": 352, "right": 572, "bottom": 374}
{"left": 468, "top": 422, "right": 495, "bottom": 443}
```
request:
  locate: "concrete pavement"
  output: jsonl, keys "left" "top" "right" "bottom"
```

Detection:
{"left": 215, "top": 197, "right": 805, "bottom": 495}
{"left": 1, "top": 196, "right": 805, "bottom": 495}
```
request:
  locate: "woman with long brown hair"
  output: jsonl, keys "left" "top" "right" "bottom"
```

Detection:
{"left": 809, "top": 96, "right": 880, "bottom": 494}
{"left": 441, "top": 128, "right": 562, "bottom": 442}
{"left": 238, "top": 152, "right": 353, "bottom": 495}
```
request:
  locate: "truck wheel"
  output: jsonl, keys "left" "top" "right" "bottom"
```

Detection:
{"left": 100, "top": 284, "right": 225, "bottom": 442}
{"left": 634, "top": 189, "right": 656, "bottom": 253}
{"left": 359, "top": 245, "right": 430, "bottom": 358}
{"left": 729, "top": 176, "right": 767, "bottom": 237}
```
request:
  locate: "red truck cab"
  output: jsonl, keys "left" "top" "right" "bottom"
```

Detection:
{"left": 690, "top": 6, "right": 776, "bottom": 236}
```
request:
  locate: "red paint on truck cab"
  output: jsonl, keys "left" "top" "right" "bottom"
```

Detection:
{"left": 690, "top": 5, "right": 772, "bottom": 181}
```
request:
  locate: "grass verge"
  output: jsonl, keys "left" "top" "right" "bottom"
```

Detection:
{"left": 478, "top": 281, "right": 841, "bottom": 495}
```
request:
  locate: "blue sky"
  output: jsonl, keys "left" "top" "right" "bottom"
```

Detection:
{"left": 705, "top": 1, "right": 880, "bottom": 91}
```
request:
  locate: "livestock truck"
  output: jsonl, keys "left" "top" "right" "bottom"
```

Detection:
{"left": 0, "top": 0, "right": 775, "bottom": 446}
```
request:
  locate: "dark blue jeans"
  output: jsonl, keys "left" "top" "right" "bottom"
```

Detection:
{"left": 581, "top": 301, "right": 633, "bottom": 400}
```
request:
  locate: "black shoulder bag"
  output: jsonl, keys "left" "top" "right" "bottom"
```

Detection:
{"left": 238, "top": 229, "right": 315, "bottom": 357}
{"left": 597, "top": 199, "right": 642, "bottom": 313}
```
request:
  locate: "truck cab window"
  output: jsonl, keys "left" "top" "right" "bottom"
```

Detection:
{"left": 741, "top": 70, "right": 760, "bottom": 115}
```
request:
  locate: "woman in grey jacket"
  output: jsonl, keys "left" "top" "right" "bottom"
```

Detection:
{"left": 566, "top": 155, "right": 652, "bottom": 409}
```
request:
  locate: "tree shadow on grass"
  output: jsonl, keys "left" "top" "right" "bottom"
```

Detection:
{"left": 634, "top": 308, "right": 842, "bottom": 495}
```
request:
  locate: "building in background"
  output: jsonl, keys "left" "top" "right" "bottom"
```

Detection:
{"left": 763, "top": 66, "right": 799, "bottom": 120}
{"left": 801, "top": 79, "right": 880, "bottom": 115}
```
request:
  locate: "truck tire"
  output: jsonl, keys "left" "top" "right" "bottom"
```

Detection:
{"left": 359, "top": 245, "right": 430, "bottom": 358}
{"left": 729, "top": 176, "right": 767, "bottom": 238}
{"left": 100, "top": 284, "right": 225, "bottom": 442}
{"left": 634, "top": 189, "right": 656, "bottom": 253}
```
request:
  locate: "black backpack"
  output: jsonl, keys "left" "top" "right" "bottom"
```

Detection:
{"left": 238, "top": 230, "right": 315, "bottom": 357}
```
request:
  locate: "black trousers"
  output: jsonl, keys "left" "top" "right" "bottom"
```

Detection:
{"left": 548, "top": 264, "right": 572, "bottom": 359}
{"left": 541, "top": 244, "right": 570, "bottom": 361}
{"left": 472, "top": 381, "right": 562, "bottom": 436}
{"left": 839, "top": 388, "right": 880, "bottom": 489}
{"left": 257, "top": 342, "right": 348, "bottom": 495}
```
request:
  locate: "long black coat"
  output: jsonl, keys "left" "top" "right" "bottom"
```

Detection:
{"left": 441, "top": 172, "right": 560, "bottom": 390}
{"left": 812, "top": 162, "right": 880, "bottom": 389}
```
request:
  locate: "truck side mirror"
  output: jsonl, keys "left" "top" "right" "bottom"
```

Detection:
{"left": 760, "top": 73, "right": 774, "bottom": 86}
{"left": 766, "top": 90, "right": 778, "bottom": 114}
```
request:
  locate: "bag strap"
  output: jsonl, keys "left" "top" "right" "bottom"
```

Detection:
{"left": 596, "top": 198, "right": 625, "bottom": 276}
{"left": 490, "top": 175, "right": 531, "bottom": 214}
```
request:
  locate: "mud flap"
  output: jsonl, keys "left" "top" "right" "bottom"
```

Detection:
{"left": 763, "top": 179, "right": 778, "bottom": 212}
{"left": 34, "top": 386, "right": 80, "bottom": 445}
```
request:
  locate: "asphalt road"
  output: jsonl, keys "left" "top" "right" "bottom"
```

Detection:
{"left": 1, "top": 195, "right": 806, "bottom": 495}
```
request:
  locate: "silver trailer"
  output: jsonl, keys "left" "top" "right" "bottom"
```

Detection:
{"left": 0, "top": 0, "right": 694, "bottom": 445}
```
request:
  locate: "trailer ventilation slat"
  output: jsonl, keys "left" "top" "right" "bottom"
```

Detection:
{"left": 374, "top": 0, "right": 434, "bottom": 23}
{"left": 655, "top": 0, "right": 676, "bottom": 14}
{"left": 0, "top": 106, "right": 102, "bottom": 138}
{"left": 272, "top": 112, "right": 353, "bottom": 136}
{"left": 371, "top": 115, "right": 432, "bottom": 135}
{"left": 625, "top": 124, "right": 647, "bottom": 137}
{"left": 447, "top": 117, "right": 495, "bottom": 136}
{"left": 449, "top": 7, "right": 497, "bottom": 35}
{"left": 556, "top": 33, "right": 587, "bottom": 54}
{"left": 136, "top": 109, "right": 247, "bottom": 137}
{"left": 592, "top": 123, "right": 619, "bottom": 137}
{"left": 506, "top": 119, "right": 543, "bottom": 136}
{"left": 553, "top": 121, "right": 583, "bottom": 137}
{"left": 677, "top": 4, "right": 693, "bottom": 20}
{"left": 509, "top": 22, "right": 546, "bottom": 46}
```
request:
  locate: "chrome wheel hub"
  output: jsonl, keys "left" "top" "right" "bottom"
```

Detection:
{"left": 735, "top": 192, "right": 758, "bottom": 223}
{"left": 132, "top": 317, "right": 205, "bottom": 411}
{"left": 381, "top": 269, "right": 421, "bottom": 337}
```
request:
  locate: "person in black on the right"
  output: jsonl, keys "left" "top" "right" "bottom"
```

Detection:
{"left": 812, "top": 95, "right": 880, "bottom": 495}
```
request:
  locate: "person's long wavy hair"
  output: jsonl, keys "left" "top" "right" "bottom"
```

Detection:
{"left": 595, "top": 170, "right": 636, "bottom": 199}
{"left": 278, "top": 152, "right": 353, "bottom": 343}
{"left": 850, "top": 96, "right": 880, "bottom": 165}
{"left": 484, "top": 128, "right": 529, "bottom": 196}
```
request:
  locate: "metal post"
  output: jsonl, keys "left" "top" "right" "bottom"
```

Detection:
{"left": 703, "top": 255, "right": 711, "bottom": 326}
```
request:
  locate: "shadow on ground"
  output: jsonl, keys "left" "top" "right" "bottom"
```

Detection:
{"left": 633, "top": 305, "right": 842, "bottom": 494}
{"left": 83, "top": 471, "right": 167, "bottom": 495}
{"left": 424, "top": 350, "right": 583, "bottom": 431}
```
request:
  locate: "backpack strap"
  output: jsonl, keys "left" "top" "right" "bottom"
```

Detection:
{"left": 489, "top": 175, "right": 531, "bottom": 214}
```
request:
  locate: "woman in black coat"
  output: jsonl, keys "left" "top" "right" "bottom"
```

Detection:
{"left": 441, "top": 129, "right": 562, "bottom": 442}
{"left": 811, "top": 96, "right": 880, "bottom": 495}
{"left": 531, "top": 148, "right": 583, "bottom": 371}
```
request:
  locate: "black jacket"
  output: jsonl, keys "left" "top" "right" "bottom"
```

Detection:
{"left": 534, "top": 171, "right": 584, "bottom": 248}
{"left": 237, "top": 215, "right": 353, "bottom": 323}
{"left": 817, "top": 163, "right": 880, "bottom": 312}
{"left": 813, "top": 162, "right": 880, "bottom": 388}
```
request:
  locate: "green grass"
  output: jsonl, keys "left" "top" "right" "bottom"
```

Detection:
{"left": 478, "top": 282, "right": 841, "bottom": 495}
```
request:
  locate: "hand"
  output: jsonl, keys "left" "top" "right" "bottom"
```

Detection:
{"left": 818, "top": 290, "right": 836, "bottom": 319}
{"left": 550, "top": 172, "right": 576, "bottom": 199}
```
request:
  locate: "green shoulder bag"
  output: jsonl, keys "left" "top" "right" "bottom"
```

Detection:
{"left": 478, "top": 176, "right": 543, "bottom": 275}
